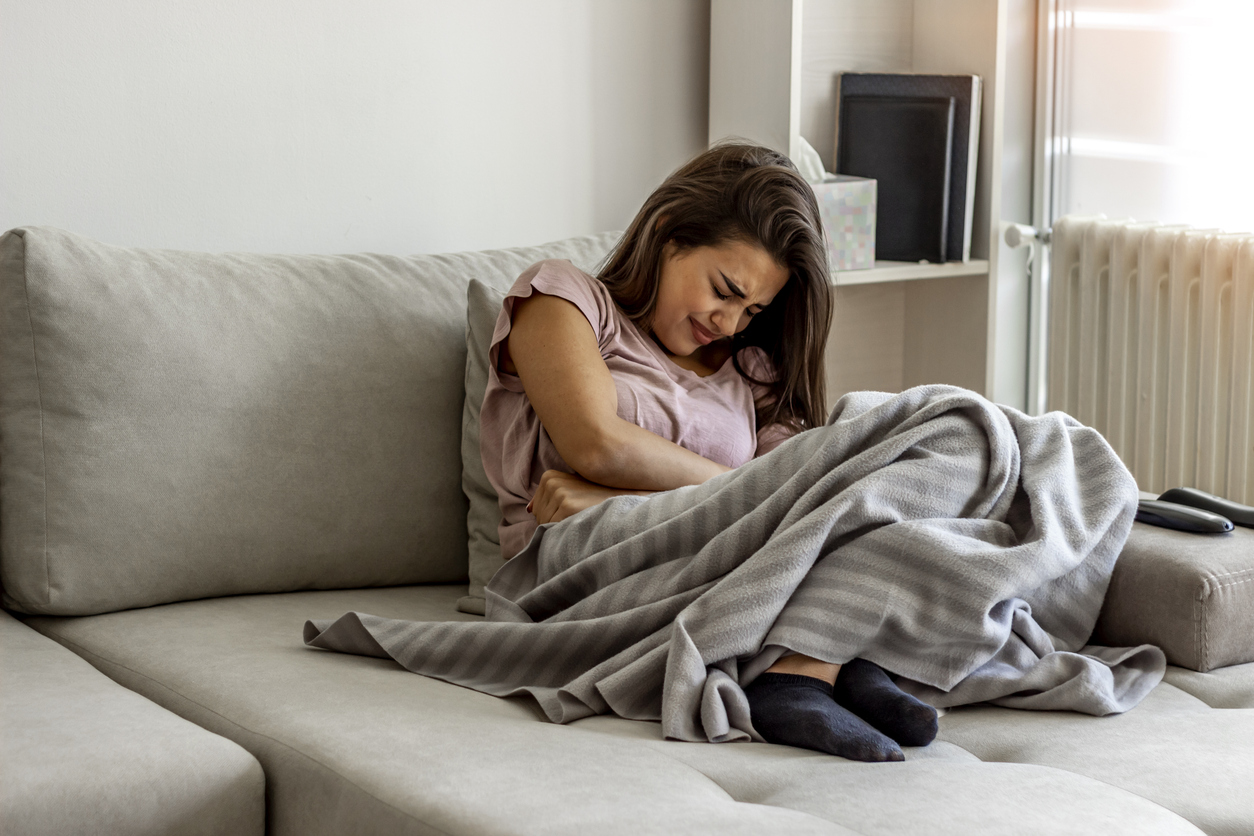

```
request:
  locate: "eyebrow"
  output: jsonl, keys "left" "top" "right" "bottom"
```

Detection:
{"left": 721, "top": 273, "right": 766, "bottom": 311}
{"left": 720, "top": 273, "right": 747, "bottom": 300}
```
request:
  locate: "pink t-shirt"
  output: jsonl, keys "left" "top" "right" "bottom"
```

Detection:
{"left": 480, "top": 259, "right": 794, "bottom": 559}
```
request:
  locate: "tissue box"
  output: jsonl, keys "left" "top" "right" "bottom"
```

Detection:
{"left": 812, "top": 175, "right": 876, "bottom": 271}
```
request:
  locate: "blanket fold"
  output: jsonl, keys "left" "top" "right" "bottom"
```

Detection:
{"left": 305, "top": 385, "right": 1165, "bottom": 742}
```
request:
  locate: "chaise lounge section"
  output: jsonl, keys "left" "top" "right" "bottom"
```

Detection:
{"left": 0, "top": 610, "right": 263, "bottom": 836}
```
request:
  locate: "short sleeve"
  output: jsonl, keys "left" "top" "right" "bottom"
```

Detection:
{"left": 486, "top": 260, "right": 617, "bottom": 394}
{"left": 737, "top": 346, "right": 800, "bottom": 457}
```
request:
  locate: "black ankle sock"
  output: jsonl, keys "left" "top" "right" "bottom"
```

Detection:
{"left": 744, "top": 672, "right": 903, "bottom": 762}
{"left": 832, "top": 659, "right": 938, "bottom": 747}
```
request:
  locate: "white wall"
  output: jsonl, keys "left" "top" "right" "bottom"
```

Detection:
{"left": 0, "top": 0, "right": 709, "bottom": 254}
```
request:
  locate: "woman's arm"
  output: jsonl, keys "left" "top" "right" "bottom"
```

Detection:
{"left": 502, "top": 292, "right": 730, "bottom": 491}
{"left": 528, "top": 470, "right": 651, "bottom": 525}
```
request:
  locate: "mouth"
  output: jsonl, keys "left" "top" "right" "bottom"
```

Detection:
{"left": 689, "top": 317, "right": 718, "bottom": 346}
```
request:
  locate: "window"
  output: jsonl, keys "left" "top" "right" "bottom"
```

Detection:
{"left": 1048, "top": 0, "right": 1254, "bottom": 232}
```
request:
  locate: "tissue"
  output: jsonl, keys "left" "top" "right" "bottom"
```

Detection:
{"left": 796, "top": 137, "right": 876, "bottom": 271}
{"left": 795, "top": 136, "right": 832, "bottom": 185}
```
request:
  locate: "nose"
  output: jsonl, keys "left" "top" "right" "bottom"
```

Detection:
{"left": 710, "top": 309, "right": 736, "bottom": 337}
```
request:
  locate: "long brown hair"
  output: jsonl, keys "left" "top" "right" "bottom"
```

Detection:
{"left": 598, "top": 142, "right": 832, "bottom": 432}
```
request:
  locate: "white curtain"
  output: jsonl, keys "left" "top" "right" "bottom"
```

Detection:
{"left": 1050, "top": 0, "right": 1254, "bottom": 233}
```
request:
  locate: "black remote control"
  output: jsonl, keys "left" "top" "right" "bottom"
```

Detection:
{"left": 1158, "top": 487, "right": 1254, "bottom": 528}
{"left": 1136, "top": 500, "right": 1233, "bottom": 534}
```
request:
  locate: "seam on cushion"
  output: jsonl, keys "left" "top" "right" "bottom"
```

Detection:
{"left": 634, "top": 743, "right": 738, "bottom": 804}
{"left": 36, "top": 631, "right": 457, "bottom": 836}
{"left": 1203, "top": 566, "right": 1254, "bottom": 586}
{"left": 639, "top": 742, "right": 871, "bottom": 835}
{"left": 1198, "top": 570, "right": 1254, "bottom": 672}
{"left": 17, "top": 237, "right": 51, "bottom": 606}
{"left": 1195, "top": 584, "right": 1204, "bottom": 672}
{"left": 958, "top": 756, "right": 1202, "bottom": 830}
{"left": 1206, "top": 567, "right": 1254, "bottom": 583}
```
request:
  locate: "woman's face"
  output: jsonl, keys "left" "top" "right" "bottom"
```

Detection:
{"left": 651, "top": 239, "right": 789, "bottom": 357}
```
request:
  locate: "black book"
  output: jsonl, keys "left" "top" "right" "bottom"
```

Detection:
{"left": 835, "top": 73, "right": 982, "bottom": 262}
{"left": 837, "top": 94, "right": 954, "bottom": 263}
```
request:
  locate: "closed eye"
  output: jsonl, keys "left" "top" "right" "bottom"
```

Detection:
{"left": 712, "top": 282, "right": 764, "bottom": 317}
{"left": 718, "top": 272, "right": 766, "bottom": 317}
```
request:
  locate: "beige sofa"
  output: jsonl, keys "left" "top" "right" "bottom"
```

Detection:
{"left": 1, "top": 225, "right": 1252, "bottom": 836}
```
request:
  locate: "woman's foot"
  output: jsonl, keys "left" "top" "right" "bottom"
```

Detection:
{"left": 832, "top": 659, "right": 938, "bottom": 747}
{"left": 744, "top": 673, "right": 904, "bottom": 762}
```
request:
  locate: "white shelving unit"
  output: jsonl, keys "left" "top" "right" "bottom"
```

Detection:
{"left": 710, "top": 0, "right": 1036, "bottom": 410}
{"left": 833, "top": 259, "right": 991, "bottom": 286}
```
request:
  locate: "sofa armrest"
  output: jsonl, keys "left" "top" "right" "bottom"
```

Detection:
{"left": 1093, "top": 522, "right": 1254, "bottom": 672}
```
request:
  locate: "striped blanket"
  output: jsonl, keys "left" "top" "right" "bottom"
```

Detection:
{"left": 305, "top": 385, "right": 1165, "bottom": 743}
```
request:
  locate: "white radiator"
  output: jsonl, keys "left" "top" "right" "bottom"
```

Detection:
{"left": 1048, "top": 215, "right": 1254, "bottom": 504}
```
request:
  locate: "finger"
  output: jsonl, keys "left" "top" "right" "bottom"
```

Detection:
{"left": 529, "top": 472, "right": 557, "bottom": 516}
{"left": 546, "top": 487, "right": 568, "bottom": 524}
{"left": 535, "top": 487, "right": 558, "bottom": 524}
{"left": 551, "top": 497, "right": 575, "bottom": 524}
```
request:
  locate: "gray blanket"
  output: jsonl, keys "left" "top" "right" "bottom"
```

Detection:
{"left": 305, "top": 385, "right": 1166, "bottom": 743}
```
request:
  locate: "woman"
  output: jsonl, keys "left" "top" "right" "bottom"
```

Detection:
{"left": 478, "top": 142, "right": 938, "bottom": 761}
{"left": 306, "top": 143, "right": 1152, "bottom": 757}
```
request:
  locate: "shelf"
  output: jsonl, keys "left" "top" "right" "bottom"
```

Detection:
{"left": 831, "top": 259, "right": 990, "bottom": 286}
{"left": 710, "top": 0, "right": 1030, "bottom": 406}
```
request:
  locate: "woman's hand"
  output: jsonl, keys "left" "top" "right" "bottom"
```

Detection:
{"left": 528, "top": 470, "right": 650, "bottom": 525}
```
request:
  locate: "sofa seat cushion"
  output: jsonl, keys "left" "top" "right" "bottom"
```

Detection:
{"left": 25, "top": 586, "right": 1212, "bottom": 836}
{"left": 0, "top": 610, "right": 263, "bottom": 836}
{"left": 936, "top": 683, "right": 1254, "bottom": 836}
{"left": 577, "top": 717, "right": 1204, "bottom": 835}
{"left": 1163, "top": 662, "right": 1254, "bottom": 709}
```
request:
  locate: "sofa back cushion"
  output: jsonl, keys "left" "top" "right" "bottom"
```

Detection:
{"left": 0, "top": 226, "right": 618, "bottom": 615}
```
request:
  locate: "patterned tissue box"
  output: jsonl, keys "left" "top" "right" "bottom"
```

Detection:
{"left": 812, "top": 175, "right": 876, "bottom": 271}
